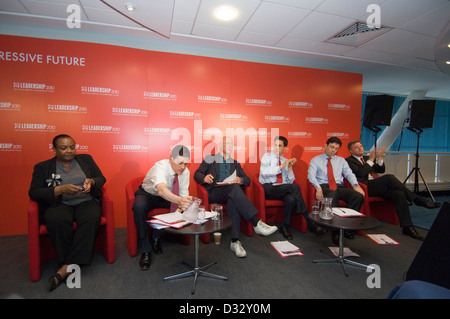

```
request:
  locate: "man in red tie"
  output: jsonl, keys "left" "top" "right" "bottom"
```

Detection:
{"left": 308, "top": 137, "right": 364, "bottom": 207}
{"left": 308, "top": 137, "right": 365, "bottom": 243}
{"left": 132, "top": 145, "right": 193, "bottom": 270}
{"left": 346, "top": 140, "right": 441, "bottom": 240}
{"left": 259, "top": 136, "right": 309, "bottom": 239}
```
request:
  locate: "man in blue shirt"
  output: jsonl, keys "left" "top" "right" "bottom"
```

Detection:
{"left": 308, "top": 136, "right": 365, "bottom": 207}
{"left": 308, "top": 137, "right": 365, "bottom": 242}
{"left": 259, "top": 136, "right": 311, "bottom": 239}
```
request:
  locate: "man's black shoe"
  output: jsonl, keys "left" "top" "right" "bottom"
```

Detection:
{"left": 139, "top": 252, "right": 151, "bottom": 270}
{"left": 403, "top": 226, "right": 424, "bottom": 241}
{"left": 279, "top": 225, "right": 293, "bottom": 240}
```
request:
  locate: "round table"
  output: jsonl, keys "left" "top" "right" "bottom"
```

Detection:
{"left": 309, "top": 213, "right": 381, "bottom": 276}
{"left": 163, "top": 216, "right": 232, "bottom": 294}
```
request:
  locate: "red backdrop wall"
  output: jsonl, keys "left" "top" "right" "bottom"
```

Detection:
{"left": 0, "top": 35, "right": 362, "bottom": 236}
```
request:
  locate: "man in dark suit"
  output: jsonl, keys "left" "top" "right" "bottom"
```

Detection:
{"left": 194, "top": 136, "right": 277, "bottom": 258}
{"left": 346, "top": 140, "right": 441, "bottom": 240}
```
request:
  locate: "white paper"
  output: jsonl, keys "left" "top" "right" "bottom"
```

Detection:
{"left": 153, "top": 211, "right": 183, "bottom": 224}
{"left": 216, "top": 170, "right": 237, "bottom": 184}
{"left": 332, "top": 207, "right": 364, "bottom": 217}
{"left": 271, "top": 241, "right": 303, "bottom": 257}
{"left": 328, "top": 247, "right": 360, "bottom": 257}
{"left": 366, "top": 234, "right": 399, "bottom": 245}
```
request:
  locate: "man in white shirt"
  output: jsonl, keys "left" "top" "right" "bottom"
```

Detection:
{"left": 259, "top": 136, "right": 309, "bottom": 239}
{"left": 132, "top": 145, "right": 193, "bottom": 270}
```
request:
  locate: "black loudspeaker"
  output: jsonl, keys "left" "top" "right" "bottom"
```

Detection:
{"left": 406, "top": 201, "right": 450, "bottom": 289}
{"left": 407, "top": 99, "right": 436, "bottom": 129}
{"left": 363, "top": 94, "right": 395, "bottom": 129}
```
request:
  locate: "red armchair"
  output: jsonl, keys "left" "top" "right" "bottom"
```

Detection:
{"left": 252, "top": 175, "right": 307, "bottom": 233}
{"left": 126, "top": 176, "right": 189, "bottom": 257}
{"left": 358, "top": 182, "right": 399, "bottom": 224}
{"left": 196, "top": 182, "right": 254, "bottom": 238}
{"left": 28, "top": 187, "right": 115, "bottom": 282}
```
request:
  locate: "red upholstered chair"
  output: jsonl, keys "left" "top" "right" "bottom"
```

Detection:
{"left": 252, "top": 175, "right": 307, "bottom": 233}
{"left": 126, "top": 176, "right": 189, "bottom": 257}
{"left": 196, "top": 182, "right": 254, "bottom": 238}
{"left": 358, "top": 182, "right": 399, "bottom": 225}
{"left": 28, "top": 187, "right": 115, "bottom": 282}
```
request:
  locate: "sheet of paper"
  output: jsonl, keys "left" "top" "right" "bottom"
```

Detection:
{"left": 216, "top": 170, "right": 237, "bottom": 184}
{"left": 366, "top": 234, "right": 400, "bottom": 245}
{"left": 328, "top": 247, "right": 360, "bottom": 257}
{"left": 272, "top": 182, "right": 290, "bottom": 186}
{"left": 153, "top": 211, "right": 184, "bottom": 224}
{"left": 147, "top": 219, "right": 190, "bottom": 229}
{"left": 271, "top": 241, "right": 303, "bottom": 257}
{"left": 332, "top": 207, "right": 364, "bottom": 217}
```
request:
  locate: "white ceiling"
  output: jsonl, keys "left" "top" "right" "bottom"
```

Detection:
{"left": 1, "top": 0, "right": 450, "bottom": 99}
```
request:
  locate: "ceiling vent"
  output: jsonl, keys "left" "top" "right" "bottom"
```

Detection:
{"left": 326, "top": 21, "right": 391, "bottom": 47}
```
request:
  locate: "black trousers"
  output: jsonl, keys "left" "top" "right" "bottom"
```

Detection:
{"left": 132, "top": 186, "right": 170, "bottom": 253}
{"left": 367, "top": 174, "right": 414, "bottom": 227}
{"left": 44, "top": 199, "right": 101, "bottom": 268}
{"left": 262, "top": 183, "right": 308, "bottom": 227}
{"left": 320, "top": 183, "right": 365, "bottom": 212}
{"left": 207, "top": 184, "right": 258, "bottom": 239}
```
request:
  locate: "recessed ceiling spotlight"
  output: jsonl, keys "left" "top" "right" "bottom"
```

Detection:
{"left": 125, "top": 3, "right": 135, "bottom": 11}
{"left": 446, "top": 61, "right": 450, "bottom": 65}
{"left": 214, "top": 6, "right": 238, "bottom": 21}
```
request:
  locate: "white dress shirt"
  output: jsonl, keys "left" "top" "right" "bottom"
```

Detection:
{"left": 259, "top": 152, "right": 295, "bottom": 184}
{"left": 141, "top": 159, "right": 190, "bottom": 197}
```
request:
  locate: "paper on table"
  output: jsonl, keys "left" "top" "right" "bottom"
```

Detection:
{"left": 366, "top": 234, "right": 400, "bottom": 245}
{"left": 332, "top": 207, "right": 364, "bottom": 217}
{"left": 147, "top": 219, "right": 190, "bottom": 229}
{"left": 153, "top": 211, "right": 184, "bottom": 224}
{"left": 216, "top": 170, "right": 237, "bottom": 185}
{"left": 271, "top": 240, "right": 303, "bottom": 257}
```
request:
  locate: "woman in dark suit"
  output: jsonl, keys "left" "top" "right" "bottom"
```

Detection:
{"left": 29, "top": 134, "right": 106, "bottom": 291}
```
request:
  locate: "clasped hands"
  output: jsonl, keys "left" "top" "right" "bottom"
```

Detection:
{"left": 55, "top": 178, "right": 95, "bottom": 196}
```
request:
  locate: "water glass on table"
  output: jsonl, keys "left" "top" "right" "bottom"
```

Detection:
{"left": 211, "top": 204, "right": 223, "bottom": 225}
{"left": 312, "top": 200, "right": 321, "bottom": 214}
{"left": 197, "top": 205, "right": 206, "bottom": 222}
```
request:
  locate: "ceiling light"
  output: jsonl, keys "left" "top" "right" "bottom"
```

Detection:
{"left": 214, "top": 6, "right": 238, "bottom": 21}
{"left": 446, "top": 61, "right": 450, "bottom": 65}
{"left": 125, "top": 3, "right": 135, "bottom": 11}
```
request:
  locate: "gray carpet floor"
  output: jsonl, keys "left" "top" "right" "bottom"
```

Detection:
{"left": 0, "top": 219, "right": 427, "bottom": 300}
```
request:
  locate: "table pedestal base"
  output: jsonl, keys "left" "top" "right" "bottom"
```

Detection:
{"left": 164, "top": 234, "right": 228, "bottom": 294}
{"left": 312, "top": 228, "right": 375, "bottom": 277}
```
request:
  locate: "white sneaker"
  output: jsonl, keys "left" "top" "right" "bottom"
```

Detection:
{"left": 230, "top": 240, "right": 247, "bottom": 258}
{"left": 254, "top": 220, "right": 278, "bottom": 236}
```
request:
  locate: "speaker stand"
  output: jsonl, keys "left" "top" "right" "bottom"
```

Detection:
{"left": 369, "top": 126, "right": 382, "bottom": 156}
{"left": 403, "top": 128, "right": 435, "bottom": 201}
